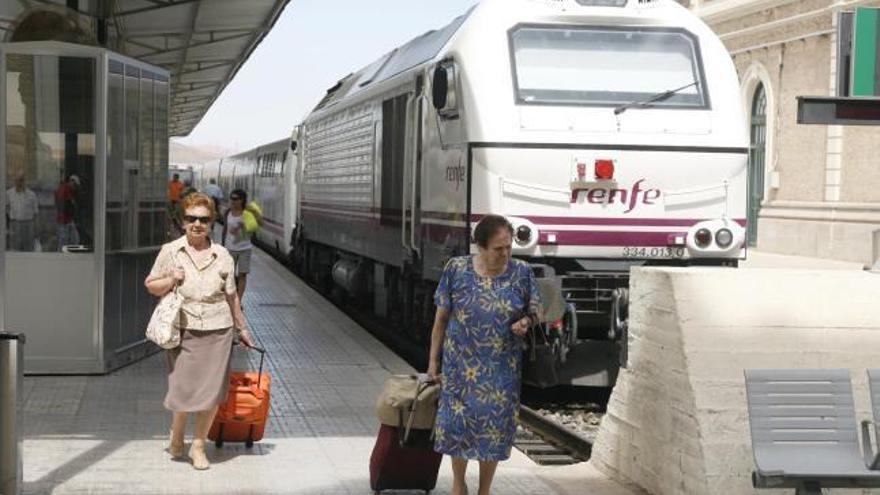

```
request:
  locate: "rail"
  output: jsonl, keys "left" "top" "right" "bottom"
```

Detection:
{"left": 518, "top": 405, "right": 593, "bottom": 463}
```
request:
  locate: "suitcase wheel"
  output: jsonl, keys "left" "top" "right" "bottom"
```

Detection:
{"left": 216, "top": 424, "right": 224, "bottom": 448}
{"left": 245, "top": 439, "right": 254, "bottom": 448}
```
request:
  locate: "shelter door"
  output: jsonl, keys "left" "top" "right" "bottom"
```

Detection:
{"left": 747, "top": 84, "right": 767, "bottom": 247}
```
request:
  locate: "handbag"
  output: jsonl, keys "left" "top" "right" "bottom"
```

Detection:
{"left": 243, "top": 204, "right": 261, "bottom": 234}
{"left": 375, "top": 374, "right": 440, "bottom": 444}
{"left": 522, "top": 326, "right": 560, "bottom": 388}
{"left": 145, "top": 256, "right": 184, "bottom": 349}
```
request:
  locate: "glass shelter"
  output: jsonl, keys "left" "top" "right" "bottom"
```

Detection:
{"left": 1, "top": 41, "right": 169, "bottom": 373}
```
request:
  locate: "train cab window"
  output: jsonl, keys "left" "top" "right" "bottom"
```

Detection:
{"left": 510, "top": 26, "right": 708, "bottom": 109}
{"left": 381, "top": 94, "right": 408, "bottom": 226}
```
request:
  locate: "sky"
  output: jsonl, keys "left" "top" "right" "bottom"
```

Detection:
{"left": 173, "top": 0, "right": 477, "bottom": 154}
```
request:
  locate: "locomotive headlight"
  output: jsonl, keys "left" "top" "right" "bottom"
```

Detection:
{"left": 515, "top": 225, "right": 533, "bottom": 245}
{"left": 686, "top": 219, "right": 745, "bottom": 258}
{"left": 715, "top": 228, "right": 733, "bottom": 248}
{"left": 507, "top": 217, "right": 539, "bottom": 251}
{"left": 694, "top": 228, "right": 712, "bottom": 248}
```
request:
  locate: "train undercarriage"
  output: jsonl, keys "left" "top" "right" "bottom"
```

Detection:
{"left": 289, "top": 235, "right": 720, "bottom": 389}
{"left": 290, "top": 234, "right": 739, "bottom": 389}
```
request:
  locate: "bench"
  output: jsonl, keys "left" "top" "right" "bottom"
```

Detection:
{"left": 744, "top": 369, "right": 880, "bottom": 495}
{"left": 862, "top": 370, "right": 880, "bottom": 470}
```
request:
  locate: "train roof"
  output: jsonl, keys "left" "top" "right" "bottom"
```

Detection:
{"left": 308, "top": 0, "right": 707, "bottom": 115}
{"left": 312, "top": 7, "right": 475, "bottom": 112}
{"left": 218, "top": 137, "right": 289, "bottom": 160}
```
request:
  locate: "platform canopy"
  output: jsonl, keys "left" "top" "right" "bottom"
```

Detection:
{"left": 0, "top": 0, "right": 291, "bottom": 136}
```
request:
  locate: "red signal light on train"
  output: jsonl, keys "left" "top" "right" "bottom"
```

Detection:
{"left": 594, "top": 159, "right": 615, "bottom": 180}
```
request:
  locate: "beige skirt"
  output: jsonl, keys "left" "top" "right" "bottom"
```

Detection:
{"left": 164, "top": 327, "right": 233, "bottom": 412}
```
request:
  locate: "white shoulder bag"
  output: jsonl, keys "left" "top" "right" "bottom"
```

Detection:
{"left": 145, "top": 254, "right": 183, "bottom": 349}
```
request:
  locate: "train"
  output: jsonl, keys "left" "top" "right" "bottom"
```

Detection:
{"left": 197, "top": 138, "right": 297, "bottom": 255}
{"left": 197, "top": 0, "right": 748, "bottom": 388}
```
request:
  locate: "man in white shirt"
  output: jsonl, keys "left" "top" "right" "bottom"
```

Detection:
{"left": 7, "top": 174, "right": 39, "bottom": 251}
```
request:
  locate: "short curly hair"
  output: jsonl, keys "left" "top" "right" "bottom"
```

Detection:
{"left": 473, "top": 214, "right": 513, "bottom": 248}
{"left": 180, "top": 192, "right": 216, "bottom": 221}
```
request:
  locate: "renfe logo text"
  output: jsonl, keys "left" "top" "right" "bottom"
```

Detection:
{"left": 570, "top": 179, "right": 661, "bottom": 213}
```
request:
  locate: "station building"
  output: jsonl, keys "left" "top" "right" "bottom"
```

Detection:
{"left": 679, "top": 0, "right": 880, "bottom": 266}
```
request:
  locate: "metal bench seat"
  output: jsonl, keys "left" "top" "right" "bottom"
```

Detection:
{"left": 862, "top": 369, "right": 880, "bottom": 470}
{"left": 744, "top": 369, "right": 880, "bottom": 495}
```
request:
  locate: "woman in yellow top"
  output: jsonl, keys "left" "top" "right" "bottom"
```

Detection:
{"left": 222, "top": 188, "right": 263, "bottom": 301}
{"left": 145, "top": 193, "right": 256, "bottom": 470}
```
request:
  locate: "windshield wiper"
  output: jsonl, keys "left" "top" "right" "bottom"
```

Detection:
{"left": 613, "top": 81, "right": 699, "bottom": 116}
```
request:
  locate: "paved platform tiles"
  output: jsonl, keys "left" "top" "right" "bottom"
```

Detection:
{"left": 21, "top": 249, "right": 639, "bottom": 495}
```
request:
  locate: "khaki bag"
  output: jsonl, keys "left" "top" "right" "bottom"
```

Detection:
{"left": 375, "top": 374, "right": 440, "bottom": 432}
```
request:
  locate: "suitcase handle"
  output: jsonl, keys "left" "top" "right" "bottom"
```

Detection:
{"left": 234, "top": 342, "right": 267, "bottom": 390}
{"left": 399, "top": 378, "right": 437, "bottom": 447}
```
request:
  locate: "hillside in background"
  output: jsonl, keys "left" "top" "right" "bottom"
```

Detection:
{"left": 170, "top": 140, "right": 238, "bottom": 166}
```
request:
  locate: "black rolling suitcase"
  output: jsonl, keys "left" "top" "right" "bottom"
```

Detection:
{"left": 369, "top": 375, "right": 442, "bottom": 494}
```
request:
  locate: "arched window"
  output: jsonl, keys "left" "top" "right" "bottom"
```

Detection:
{"left": 748, "top": 83, "right": 767, "bottom": 247}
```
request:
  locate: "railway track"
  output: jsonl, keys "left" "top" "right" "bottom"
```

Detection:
{"left": 516, "top": 405, "right": 599, "bottom": 465}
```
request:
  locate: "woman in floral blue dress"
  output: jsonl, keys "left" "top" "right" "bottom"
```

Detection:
{"left": 427, "top": 215, "right": 542, "bottom": 495}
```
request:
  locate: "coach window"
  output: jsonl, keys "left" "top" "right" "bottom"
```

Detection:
{"left": 381, "top": 94, "right": 407, "bottom": 226}
{"left": 5, "top": 54, "right": 96, "bottom": 252}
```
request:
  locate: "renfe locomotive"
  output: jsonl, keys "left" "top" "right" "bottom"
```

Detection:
{"left": 200, "top": 0, "right": 748, "bottom": 387}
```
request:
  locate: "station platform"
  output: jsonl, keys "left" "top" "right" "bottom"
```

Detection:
{"left": 19, "top": 249, "right": 638, "bottom": 495}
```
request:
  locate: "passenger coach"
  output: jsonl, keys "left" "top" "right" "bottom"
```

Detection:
{"left": 196, "top": 138, "right": 297, "bottom": 255}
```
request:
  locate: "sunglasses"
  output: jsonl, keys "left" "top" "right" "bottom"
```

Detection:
{"left": 184, "top": 215, "right": 212, "bottom": 224}
{"left": 230, "top": 196, "right": 242, "bottom": 201}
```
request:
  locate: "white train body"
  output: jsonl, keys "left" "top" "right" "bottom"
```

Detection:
{"left": 195, "top": 138, "right": 296, "bottom": 254}
{"left": 228, "top": 0, "right": 749, "bottom": 385}
{"left": 298, "top": 0, "right": 746, "bottom": 278}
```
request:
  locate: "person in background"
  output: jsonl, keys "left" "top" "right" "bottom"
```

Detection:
{"left": 202, "top": 178, "right": 223, "bottom": 220}
{"left": 221, "top": 189, "right": 261, "bottom": 301}
{"left": 427, "top": 214, "right": 542, "bottom": 495}
{"left": 182, "top": 181, "right": 197, "bottom": 199}
{"left": 168, "top": 173, "right": 184, "bottom": 207}
{"left": 55, "top": 174, "right": 80, "bottom": 251}
{"left": 7, "top": 174, "right": 39, "bottom": 251}
{"left": 144, "top": 192, "right": 255, "bottom": 470}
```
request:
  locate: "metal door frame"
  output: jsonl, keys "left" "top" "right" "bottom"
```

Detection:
{"left": 0, "top": 41, "right": 106, "bottom": 370}
{"left": 748, "top": 82, "right": 767, "bottom": 247}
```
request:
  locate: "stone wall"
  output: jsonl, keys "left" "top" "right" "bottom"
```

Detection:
{"left": 591, "top": 266, "right": 880, "bottom": 495}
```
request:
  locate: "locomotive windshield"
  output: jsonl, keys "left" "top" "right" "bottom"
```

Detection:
{"left": 510, "top": 25, "right": 708, "bottom": 109}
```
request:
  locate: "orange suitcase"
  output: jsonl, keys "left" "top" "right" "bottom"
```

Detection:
{"left": 209, "top": 346, "right": 270, "bottom": 448}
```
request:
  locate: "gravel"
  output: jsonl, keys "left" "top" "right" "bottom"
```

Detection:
{"left": 534, "top": 407, "right": 604, "bottom": 442}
